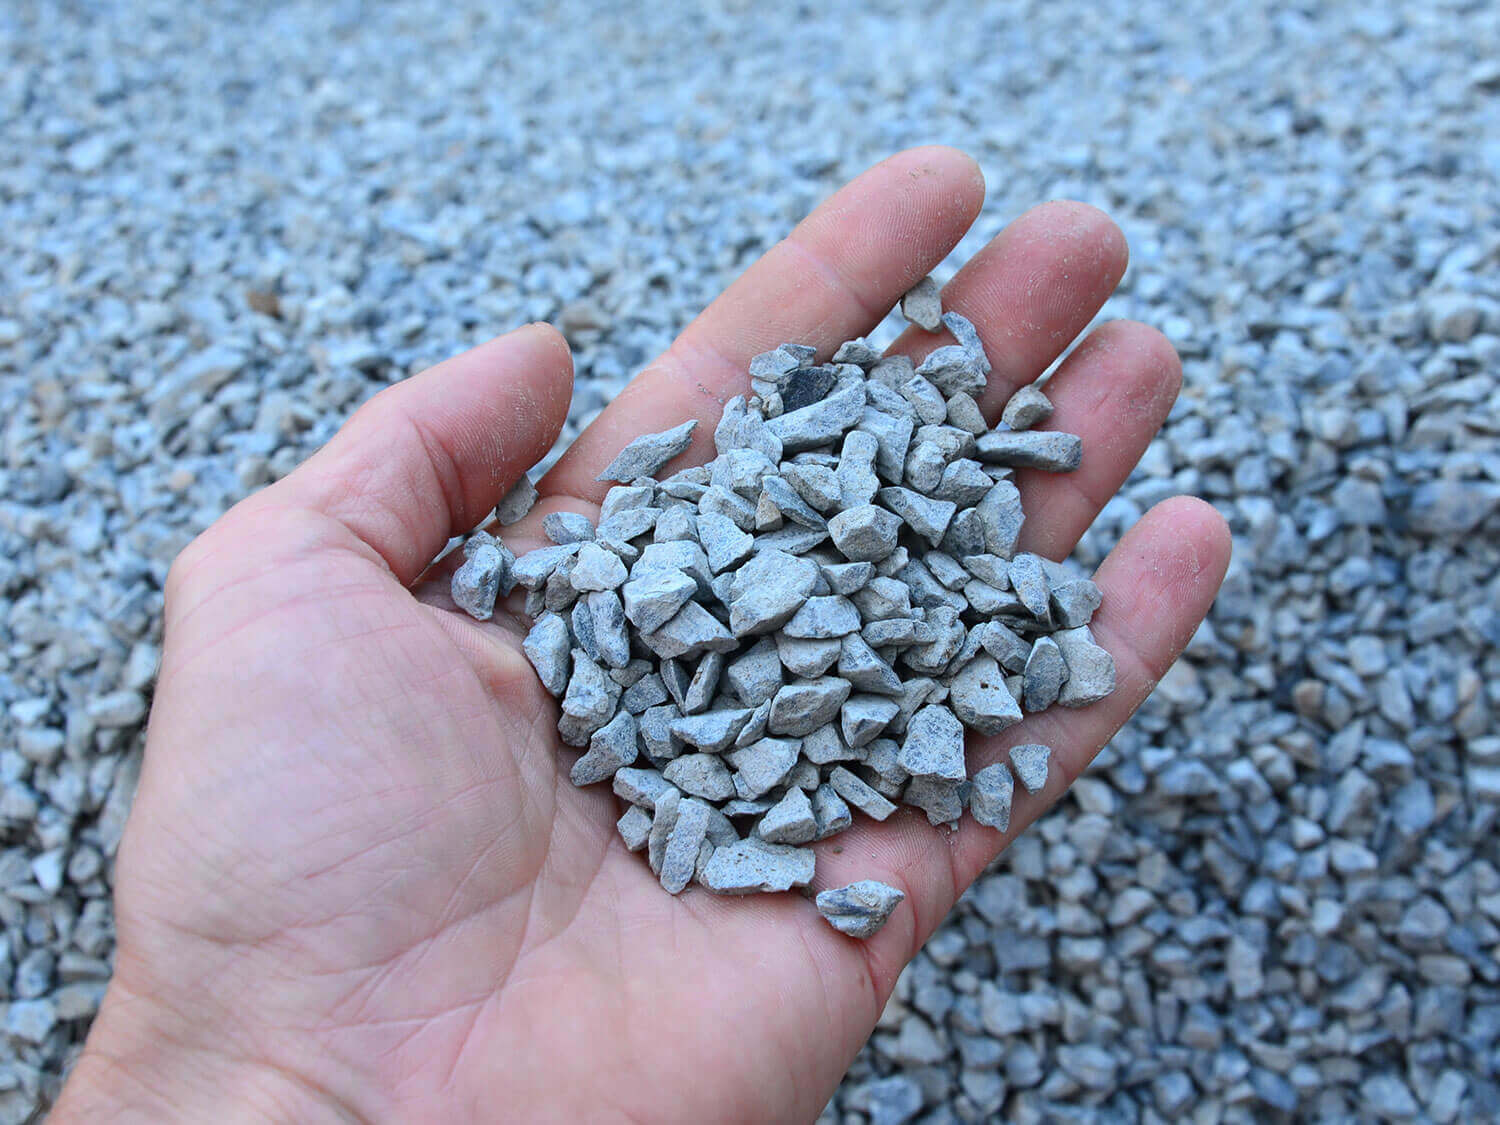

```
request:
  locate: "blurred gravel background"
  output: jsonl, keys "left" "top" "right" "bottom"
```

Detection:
{"left": 3, "top": 0, "right": 1499, "bottom": 1120}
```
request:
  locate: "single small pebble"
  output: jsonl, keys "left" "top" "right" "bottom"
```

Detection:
{"left": 816, "top": 880, "right": 906, "bottom": 938}
{"left": 900, "top": 276, "right": 943, "bottom": 331}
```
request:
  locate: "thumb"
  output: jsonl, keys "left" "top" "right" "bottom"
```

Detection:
{"left": 270, "top": 323, "right": 573, "bottom": 584}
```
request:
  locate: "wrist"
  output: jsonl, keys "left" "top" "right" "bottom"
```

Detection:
{"left": 52, "top": 981, "right": 359, "bottom": 1124}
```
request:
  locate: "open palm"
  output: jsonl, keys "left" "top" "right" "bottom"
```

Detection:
{"left": 57, "top": 148, "right": 1229, "bottom": 1123}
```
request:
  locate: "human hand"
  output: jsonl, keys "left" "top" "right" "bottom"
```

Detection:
{"left": 54, "top": 147, "right": 1229, "bottom": 1123}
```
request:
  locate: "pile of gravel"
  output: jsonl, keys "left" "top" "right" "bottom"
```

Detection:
{"left": 454, "top": 298, "right": 1114, "bottom": 929}
{"left": 2, "top": 1, "right": 1498, "bottom": 1120}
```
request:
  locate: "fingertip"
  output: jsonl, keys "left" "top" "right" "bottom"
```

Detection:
{"left": 1017, "top": 199, "right": 1129, "bottom": 284}
{"left": 1133, "top": 494, "right": 1234, "bottom": 592}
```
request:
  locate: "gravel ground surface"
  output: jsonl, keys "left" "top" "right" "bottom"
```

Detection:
{"left": 3, "top": 1, "right": 1499, "bottom": 1120}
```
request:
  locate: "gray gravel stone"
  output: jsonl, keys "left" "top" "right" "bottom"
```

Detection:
{"left": 949, "top": 655, "right": 1023, "bottom": 734}
{"left": 726, "top": 737, "right": 800, "bottom": 798}
{"left": 900, "top": 276, "right": 943, "bottom": 331}
{"left": 616, "top": 805, "right": 652, "bottom": 851}
{"left": 899, "top": 705, "right": 967, "bottom": 781}
{"left": 976, "top": 430, "right": 1083, "bottom": 471}
{"left": 597, "top": 419, "right": 698, "bottom": 482}
{"left": 451, "top": 535, "right": 513, "bottom": 619}
{"left": 570, "top": 709, "right": 637, "bottom": 785}
{"left": 620, "top": 567, "right": 697, "bottom": 634}
{"left": 495, "top": 476, "right": 539, "bottom": 525}
{"left": 543, "top": 510, "right": 597, "bottom": 544}
{"left": 817, "top": 881, "right": 906, "bottom": 938}
{"left": 699, "top": 838, "right": 815, "bottom": 895}
{"left": 1001, "top": 385, "right": 1054, "bottom": 431}
{"left": 1022, "top": 636, "right": 1068, "bottom": 712}
{"left": 769, "top": 677, "right": 851, "bottom": 737}
{"left": 728, "top": 549, "right": 820, "bottom": 634}
{"left": 1007, "top": 744, "right": 1052, "bottom": 795}
{"left": 1054, "top": 627, "right": 1117, "bottom": 706}
{"left": 659, "top": 798, "right": 712, "bottom": 894}
{"left": 570, "top": 541, "right": 628, "bottom": 591}
{"left": 757, "top": 787, "right": 818, "bottom": 845}
{"left": 968, "top": 763, "right": 1014, "bottom": 832}
{"left": 829, "top": 765, "right": 898, "bottom": 821}
{"left": 828, "top": 503, "right": 903, "bottom": 561}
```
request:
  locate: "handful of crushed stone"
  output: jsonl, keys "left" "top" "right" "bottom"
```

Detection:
{"left": 452, "top": 278, "right": 1115, "bottom": 938}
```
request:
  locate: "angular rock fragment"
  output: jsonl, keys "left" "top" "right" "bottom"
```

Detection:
{"left": 1001, "top": 384, "right": 1054, "bottom": 430}
{"left": 811, "top": 784, "right": 854, "bottom": 839}
{"left": 647, "top": 788, "right": 682, "bottom": 875}
{"left": 941, "top": 311, "right": 991, "bottom": 375}
{"left": 1050, "top": 577, "right": 1102, "bottom": 628}
{"left": 802, "top": 723, "right": 860, "bottom": 765}
{"left": 950, "top": 654, "right": 1023, "bottom": 734}
{"left": 714, "top": 395, "right": 783, "bottom": 462}
{"left": 586, "top": 590, "right": 631, "bottom": 668}
{"left": 597, "top": 419, "right": 699, "bottom": 482}
{"left": 816, "top": 881, "right": 905, "bottom": 939}
{"left": 780, "top": 365, "right": 838, "bottom": 411}
{"left": 768, "top": 677, "right": 852, "bottom": 737}
{"left": 838, "top": 633, "right": 904, "bottom": 695}
{"left": 728, "top": 549, "right": 820, "bottom": 635}
{"left": 821, "top": 560, "right": 875, "bottom": 595}
{"left": 1008, "top": 743, "right": 1052, "bottom": 794}
{"left": 669, "top": 707, "right": 752, "bottom": 753}
{"left": 784, "top": 462, "right": 842, "bottom": 512}
{"left": 900, "top": 275, "right": 943, "bottom": 331}
{"left": 543, "top": 511, "right": 596, "bottom": 544}
{"left": 767, "top": 384, "right": 864, "bottom": 452}
{"left": 496, "top": 476, "right": 539, "bottom": 525}
{"left": 617, "top": 804, "right": 652, "bottom": 851}
{"left": 829, "top": 765, "right": 898, "bottom": 821}
{"left": 968, "top": 762, "right": 1014, "bottom": 832}
{"left": 916, "top": 344, "right": 986, "bottom": 397}
{"left": 613, "top": 767, "right": 674, "bottom": 809}
{"left": 878, "top": 487, "right": 956, "bottom": 547}
{"left": 699, "top": 838, "right": 815, "bottom": 895}
{"left": 775, "top": 634, "right": 843, "bottom": 678}
{"left": 1023, "top": 635, "right": 1068, "bottom": 712}
{"left": 858, "top": 407, "right": 915, "bottom": 483}
{"left": 726, "top": 737, "right": 800, "bottom": 798}
{"left": 697, "top": 510, "right": 755, "bottom": 573}
{"left": 1054, "top": 627, "right": 1117, "bottom": 706}
{"left": 904, "top": 775, "right": 967, "bottom": 826}
{"left": 681, "top": 651, "right": 725, "bottom": 714}
{"left": 725, "top": 638, "right": 783, "bottom": 707}
{"left": 512, "top": 543, "right": 582, "bottom": 590}
{"left": 641, "top": 601, "right": 737, "bottom": 660}
{"left": 559, "top": 649, "right": 618, "bottom": 745}
{"left": 783, "top": 595, "right": 861, "bottom": 639}
{"left": 663, "top": 753, "right": 737, "bottom": 801}
{"left": 660, "top": 798, "right": 712, "bottom": 894}
{"left": 570, "top": 541, "right": 628, "bottom": 591}
{"left": 621, "top": 567, "right": 697, "bottom": 634}
{"left": 899, "top": 704, "right": 967, "bottom": 780}
{"left": 571, "top": 710, "right": 638, "bottom": 786}
{"left": 452, "top": 533, "right": 513, "bottom": 620}
{"left": 622, "top": 672, "right": 669, "bottom": 714}
{"left": 828, "top": 503, "right": 902, "bottom": 562}
{"left": 976, "top": 480, "right": 1025, "bottom": 558}
{"left": 1008, "top": 553, "right": 1052, "bottom": 622}
{"left": 757, "top": 787, "right": 818, "bottom": 845}
{"left": 841, "top": 694, "right": 900, "bottom": 747}
{"left": 976, "top": 430, "right": 1083, "bottom": 472}
{"left": 522, "top": 613, "right": 571, "bottom": 696}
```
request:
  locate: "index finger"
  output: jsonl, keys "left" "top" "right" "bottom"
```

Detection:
{"left": 538, "top": 146, "right": 986, "bottom": 504}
